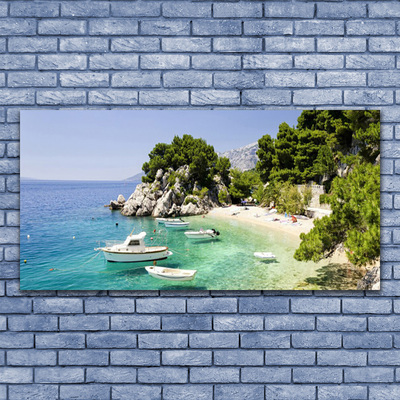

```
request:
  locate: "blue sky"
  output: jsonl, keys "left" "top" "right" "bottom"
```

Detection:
{"left": 21, "top": 110, "right": 302, "bottom": 181}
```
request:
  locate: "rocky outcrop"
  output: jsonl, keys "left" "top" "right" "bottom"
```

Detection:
{"left": 218, "top": 142, "right": 259, "bottom": 171}
{"left": 357, "top": 265, "right": 380, "bottom": 290}
{"left": 113, "top": 166, "right": 229, "bottom": 217}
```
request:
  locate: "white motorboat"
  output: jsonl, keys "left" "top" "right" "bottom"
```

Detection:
{"left": 145, "top": 266, "right": 197, "bottom": 281}
{"left": 165, "top": 221, "right": 189, "bottom": 229}
{"left": 95, "top": 232, "right": 172, "bottom": 263}
{"left": 254, "top": 252, "right": 276, "bottom": 259}
{"left": 156, "top": 218, "right": 183, "bottom": 224}
{"left": 184, "top": 229, "right": 220, "bottom": 240}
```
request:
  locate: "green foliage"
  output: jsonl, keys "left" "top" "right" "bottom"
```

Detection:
{"left": 256, "top": 134, "right": 275, "bottom": 182}
{"left": 167, "top": 171, "right": 176, "bottom": 186}
{"left": 275, "top": 182, "right": 304, "bottom": 215}
{"left": 218, "top": 189, "right": 229, "bottom": 205}
{"left": 142, "top": 134, "right": 218, "bottom": 186}
{"left": 193, "top": 187, "right": 209, "bottom": 200}
{"left": 184, "top": 196, "right": 198, "bottom": 205}
{"left": 228, "top": 169, "right": 262, "bottom": 202}
{"left": 294, "top": 162, "right": 380, "bottom": 266}
{"left": 215, "top": 156, "right": 231, "bottom": 184}
{"left": 302, "top": 186, "right": 313, "bottom": 208}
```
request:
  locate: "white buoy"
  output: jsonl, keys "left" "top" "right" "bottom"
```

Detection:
{"left": 73, "top": 236, "right": 75, "bottom": 239}
{"left": 27, "top": 235, "right": 30, "bottom": 239}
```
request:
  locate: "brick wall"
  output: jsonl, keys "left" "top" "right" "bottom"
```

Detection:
{"left": 0, "top": 1, "right": 399, "bottom": 399}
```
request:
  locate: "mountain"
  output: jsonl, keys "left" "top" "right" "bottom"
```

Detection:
{"left": 218, "top": 142, "right": 259, "bottom": 171}
{"left": 124, "top": 171, "right": 144, "bottom": 182}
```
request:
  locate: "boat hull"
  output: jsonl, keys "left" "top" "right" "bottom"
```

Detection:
{"left": 165, "top": 222, "right": 189, "bottom": 229}
{"left": 184, "top": 232, "right": 217, "bottom": 239}
{"left": 145, "top": 266, "right": 197, "bottom": 281}
{"left": 102, "top": 250, "right": 173, "bottom": 263}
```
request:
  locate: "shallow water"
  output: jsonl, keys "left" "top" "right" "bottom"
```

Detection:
{"left": 20, "top": 180, "right": 357, "bottom": 290}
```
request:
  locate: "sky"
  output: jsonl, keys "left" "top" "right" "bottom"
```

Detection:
{"left": 21, "top": 109, "right": 302, "bottom": 181}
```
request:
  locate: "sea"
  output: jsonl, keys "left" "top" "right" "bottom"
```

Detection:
{"left": 20, "top": 180, "right": 362, "bottom": 290}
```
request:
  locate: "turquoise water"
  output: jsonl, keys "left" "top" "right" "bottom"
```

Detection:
{"left": 21, "top": 181, "right": 353, "bottom": 290}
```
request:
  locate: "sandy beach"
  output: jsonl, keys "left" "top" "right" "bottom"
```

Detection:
{"left": 208, "top": 206, "right": 316, "bottom": 239}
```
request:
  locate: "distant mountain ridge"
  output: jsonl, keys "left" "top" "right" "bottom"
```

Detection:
{"left": 218, "top": 142, "right": 259, "bottom": 171}
{"left": 124, "top": 171, "right": 144, "bottom": 182}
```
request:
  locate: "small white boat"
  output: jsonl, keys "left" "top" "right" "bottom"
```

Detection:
{"left": 156, "top": 218, "right": 183, "bottom": 224}
{"left": 165, "top": 221, "right": 189, "bottom": 229}
{"left": 184, "top": 229, "right": 220, "bottom": 240}
{"left": 145, "top": 266, "right": 197, "bottom": 281}
{"left": 254, "top": 252, "right": 276, "bottom": 259}
{"left": 95, "top": 232, "right": 172, "bottom": 263}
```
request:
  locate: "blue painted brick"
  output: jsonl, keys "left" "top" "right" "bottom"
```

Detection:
{"left": 317, "top": 3, "right": 366, "bottom": 19}
{"left": 369, "top": 350, "right": 400, "bottom": 365}
{"left": 265, "top": 72, "right": 314, "bottom": 88}
{"left": 162, "top": 350, "right": 211, "bottom": 366}
{"left": 6, "top": 177, "right": 19, "bottom": 193}
{"left": 318, "top": 385, "right": 367, "bottom": 400}
{"left": 87, "top": 332, "right": 137, "bottom": 348}
{"left": 264, "top": 37, "right": 314, "bottom": 52}
{"left": 162, "top": 38, "right": 211, "bottom": 53}
{"left": 139, "top": 333, "right": 188, "bottom": 349}
{"left": 0, "top": 54, "right": 35, "bottom": 70}
{"left": 59, "top": 350, "right": 109, "bottom": 366}
{"left": 0, "top": 125, "right": 19, "bottom": 140}
{"left": 370, "top": 386, "right": 400, "bottom": 400}
{"left": 0, "top": 3, "right": 7, "bottom": 17}
{"left": 190, "top": 367, "right": 238, "bottom": 383}
{"left": 295, "top": 20, "right": 344, "bottom": 36}
{"left": 265, "top": 385, "right": 316, "bottom": 400}
{"left": 192, "top": 55, "right": 241, "bottom": 70}
{"left": 162, "top": 315, "right": 211, "bottom": 331}
{"left": 241, "top": 332, "right": 290, "bottom": 349}
{"left": 8, "top": 385, "right": 58, "bottom": 400}
{"left": 62, "top": 2, "right": 110, "bottom": 17}
{"left": 318, "top": 38, "right": 366, "bottom": 53}
{"left": 191, "top": 90, "right": 239, "bottom": 106}
{"left": 38, "top": 20, "right": 86, "bottom": 35}
{"left": 7, "top": 349, "right": 56, "bottom": 366}
{"left": 112, "top": 71, "right": 160, "bottom": 88}
{"left": 244, "top": 21, "right": 293, "bottom": 36}
{"left": 214, "top": 315, "right": 263, "bottom": 331}
{"left": 38, "top": 54, "right": 87, "bottom": 70}
{"left": 317, "top": 316, "right": 366, "bottom": 331}
{"left": 347, "top": 20, "right": 395, "bottom": 36}
{"left": 60, "top": 315, "right": 109, "bottom": 331}
{"left": 90, "top": 54, "right": 138, "bottom": 70}
{"left": 242, "top": 367, "right": 291, "bottom": 383}
{"left": 112, "top": 3, "right": 159, "bottom": 17}
{"left": 239, "top": 297, "right": 289, "bottom": 313}
{"left": 214, "top": 350, "right": 264, "bottom": 366}
{"left": 8, "top": 72, "right": 57, "bottom": 88}
{"left": 112, "top": 385, "right": 161, "bottom": 400}
{"left": 163, "top": 2, "right": 210, "bottom": 18}
{"left": 85, "top": 298, "right": 135, "bottom": 313}
{"left": 8, "top": 315, "right": 57, "bottom": 331}
{"left": 343, "top": 333, "right": 392, "bottom": 349}
{"left": 369, "top": 316, "right": 400, "bottom": 331}
{"left": 60, "top": 72, "right": 109, "bottom": 88}
{"left": 163, "top": 71, "right": 211, "bottom": 88}
{"left": 214, "top": 3, "right": 262, "bottom": 18}
{"left": 33, "top": 298, "right": 83, "bottom": 313}
{"left": 37, "top": 90, "right": 86, "bottom": 106}
{"left": 140, "top": 90, "right": 189, "bottom": 106}
{"left": 89, "top": 19, "right": 138, "bottom": 35}
{"left": 215, "top": 384, "right": 264, "bottom": 400}
{"left": 265, "top": 315, "right": 315, "bottom": 330}
{"left": 111, "top": 315, "right": 160, "bottom": 330}
{"left": 295, "top": 55, "right": 344, "bottom": 70}
{"left": 0, "top": 19, "right": 36, "bottom": 36}
{"left": 345, "top": 90, "right": 393, "bottom": 105}
{"left": 141, "top": 21, "right": 189, "bottom": 36}
{"left": 4, "top": 246, "right": 18, "bottom": 261}
{"left": 0, "top": 332, "right": 33, "bottom": 348}
{"left": 60, "top": 385, "right": 110, "bottom": 400}
{"left": 293, "top": 367, "right": 342, "bottom": 383}
{"left": 369, "top": 3, "right": 400, "bottom": 18}
{"left": 0, "top": 297, "right": 31, "bottom": 313}
{"left": 10, "top": 2, "right": 59, "bottom": 17}
{"left": 193, "top": 20, "right": 241, "bottom": 36}
{"left": 60, "top": 38, "right": 109, "bottom": 53}
{"left": 370, "top": 38, "right": 400, "bottom": 53}
{"left": 264, "top": 3, "right": 314, "bottom": 18}
{"left": 0, "top": 367, "right": 32, "bottom": 383}
{"left": 318, "top": 350, "right": 366, "bottom": 366}
{"left": 111, "top": 38, "right": 160, "bottom": 52}
{"left": 292, "top": 298, "right": 341, "bottom": 314}
{"left": 345, "top": 367, "right": 394, "bottom": 383}
{"left": 292, "top": 332, "right": 341, "bottom": 349}
{"left": 86, "top": 367, "right": 136, "bottom": 383}
{"left": 163, "top": 385, "right": 212, "bottom": 400}
{"left": 110, "top": 350, "right": 159, "bottom": 366}
{"left": 187, "top": 298, "right": 237, "bottom": 313}
{"left": 189, "top": 332, "right": 238, "bottom": 348}
{"left": 35, "top": 367, "right": 84, "bottom": 383}
{"left": 9, "top": 37, "right": 57, "bottom": 53}
{"left": 141, "top": 55, "right": 189, "bottom": 69}
{"left": 343, "top": 299, "right": 392, "bottom": 314}
{"left": 242, "top": 90, "right": 291, "bottom": 105}
{"left": 138, "top": 367, "right": 187, "bottom": 383}
{"left": 214, "top": 38, "right": 262, "bottom": 53}
{"left": 89, "top": 90, "right": 138, "bottom": 105}
{"left": 346, "top": 55, "right": 395, "bottom": 70}
{"left": 265, "top": 350, "right": 315, "bottom": 365}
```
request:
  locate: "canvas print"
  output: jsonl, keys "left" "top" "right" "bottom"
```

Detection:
{"left": 20, "top": 110, "right": 380, "bottom": 290}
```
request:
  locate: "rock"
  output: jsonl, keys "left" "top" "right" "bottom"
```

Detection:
{"left": 109, "top": 200, "right": 123, "bottom": 210}
{"left": 117, "top": 194, "right": 125, "bottom": 204}
{"left": 357, "top": 265, "right": 380, "bottom": 290}
{"left": 152, "top": 189, "right": 174, "bottom": 217}
{"left": 155, "top": 169, "right": 163, "bottom": 180}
